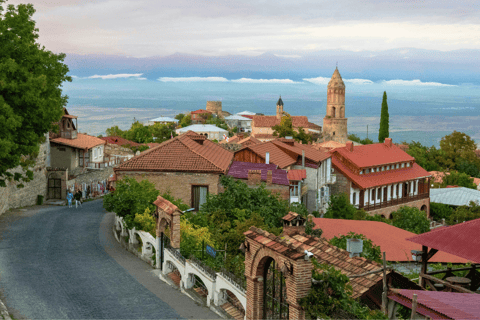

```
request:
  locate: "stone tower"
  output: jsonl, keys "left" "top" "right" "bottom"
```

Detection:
{"left": 206, "top": 101, "right": 222, "bottom": 116}
{"left": 276, "top": 96, "right": 284, "bottom": 120}
{"left": 322, "top": 67, "right": 348, "bottom": 143}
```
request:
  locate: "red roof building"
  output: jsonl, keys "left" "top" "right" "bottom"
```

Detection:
{"left": 114, "top": 131, "right": 234, "bottom": 211}
{"left": 190, "top": 109, "right": 212, "bottom": 124}
{"left": 100, "top": 136, "right": 142, "bottom": 147}
{"left": 234, "top": 138, "right": 334, "bottom": 213}
{"left": 330, "top": 138, "right": 432, "bottom": 219}
{"left": 314, "top": 218, "right": 468, "bottom": 263}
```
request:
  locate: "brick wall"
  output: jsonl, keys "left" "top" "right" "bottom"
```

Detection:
{"left": 330, "top": 169, "right": 350, "bottom": 197}
{"left": 0, "top": 137, "right": 49, "bottom": 215}
{"left": 115, "top": 171, "right": 221, "bottom": 208}
{"left": 366, "top": 198, "right": 430, "bottom": 219}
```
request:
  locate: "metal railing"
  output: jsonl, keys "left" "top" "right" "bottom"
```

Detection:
{"left": 220, "top": 267, "right": 247, "bottom": 292}
{"left": 223, "top": 290, "right": 246, "bottom": 313}
{"left": 189, "top": 255, "right": 217, "bottom": 280}
{"left": 359, "top": 192, "right": 429, "bottom": 211}
{"left": 166, "top": 246, "right": 186, "bottom": 265}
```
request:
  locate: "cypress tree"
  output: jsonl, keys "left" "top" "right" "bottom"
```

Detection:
{"left": 378, "top": 91, "right": 389, "bottom": 143}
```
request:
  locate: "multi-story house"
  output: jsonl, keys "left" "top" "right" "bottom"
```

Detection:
{"left": 330, "top": 138, "right": 432, "bottom": 218}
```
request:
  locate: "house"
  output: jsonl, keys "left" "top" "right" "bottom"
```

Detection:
{"left": 313, "top": 218, "right": 468, "bottom": 275}
{"left": 429, "top": 170, "right": 480, "bottom": 190}
{"left": 146, "top": 116, "right": 178, "bottom": 126}
{"left": 113, "top": 131, "right": 234, "bottom": 211}
{"left": 99, "top": 136, "right": 137, "bottom": 164}
{"left": 233, "top": 137, "right": 334, "bottom": 213}
{"left": 190, "top": 109, "right": 212, "bottom": 124}
{"left": 226, "top": 161, "right": 290, "bottom": 201}
{"left": 175, "top": 124, "right": 228, "bottom": 141}
{"left": 50, "top": 109, "right": 106, "bottom": 172}
{"left": 330, "top": 138, "right": 432, "bottom": 218}
{"left": 224, "top": 114, "right": 252, "bottom": 132}
{"left": 430, "top": 187, "right": 480, "bottom": 206}
{"left": 250, "top": 97, "right": 318, "bottom": 142}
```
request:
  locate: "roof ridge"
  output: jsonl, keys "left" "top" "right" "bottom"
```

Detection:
{"left": 177, "top": 133, "right": 226, "bottom": 172}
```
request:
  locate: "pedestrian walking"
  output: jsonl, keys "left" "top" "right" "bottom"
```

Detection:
{"left": 66, "top": 190, "right": 73, "bottom": 208}
{"left": 74, "top": 190, "right": 82, "bottom": 208}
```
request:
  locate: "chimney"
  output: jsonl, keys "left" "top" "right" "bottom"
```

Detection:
{"left": 302, "top": 150, "right": 305, "bottom": 168}
{"left": 265, "top": 152, "right": 270, "bottom": 164}
{"left": 384, "top": 138, "right": 393, "bottom": 147}
{"left": 346, "top": 141, "right": 353, "bottom": 152}
{"left": 247, "top": 170, "right": 262, "bottom": 185}
{"left": 281, "top": 212, "right": 306, "bottom": 236}
{"left": 266, "top": 170, "right": 273, "bottom": 185}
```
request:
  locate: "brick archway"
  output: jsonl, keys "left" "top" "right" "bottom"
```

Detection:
{"left": 244, "top": 227, "right": 313, "bottom": 320}
{"left": 154, "top": 196, "right": 182, "bottom": 248}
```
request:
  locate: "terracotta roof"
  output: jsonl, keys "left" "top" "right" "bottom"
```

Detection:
{"left": 282, "top": 211, "right": 301, "bottom": 222}
{"left": 273, "top": 139, "right": 331, "bottom": 163}
{"left": 251, "top": 133, "right": 276, "bottom": 141}
{"left": 100, "top": 136, "right": 142, "bottom": 147}
{"left": 287, "top": 169, "right": 307, "bottom": 181}
{"left": 63, "top": 114, "right": 78, "bottom": 119}
{"left": 314, "top": 218, "right": 468, "bottom": 263}
{"left": 315, "top": 140, "right": 346, "bottom": 150}
{"left": 227, "top": 161, "right": 289, "bottom": 186}
{"left": 115, "top": 131, "right": 233, "bottom": 174}
{"left": 147, "top": 142, "right": 162, "bottom": 148}
{"left": 331, "top": 156, "right": 431, "bottom": 189}
{"left": 252, "top": 115, "right": 309, "bottom": 128}
{"left": 238, "top": 136, "right": 261, "bottom": 146}
{"left": 51, "top": 133, "right": 106, "bottom": 150}
{"left": 244, "top": 226, "right": 390, "bottom": 299}
{"left": 389, "top": 289, "right": 480, "bottom": 320}
{"left": 307, "top": 122, "right": 322, "bottom": 131}
{"left": 241, "top": 115, "right": 254, "bottom": 119}
{"left": 153, "top": 196, "right": 181, "bottom": 215}
{"left": 407, "top": 218, "right": 480, "bottom": 263}
{"left": 240, "top": 142, "right": 297, "bottom": 169}
{"left": 333, "top": 142, "right": 415, "bottom": 168}
{"left": 191, "top": 109, "right": 212, "bottom": 114}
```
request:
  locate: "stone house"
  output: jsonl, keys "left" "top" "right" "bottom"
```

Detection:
{"left": 49, "top": 109, "right": 106, "bottom": 172}
{"left": 251, "top": 97, "right": 319, "bottom": 142}
{"left": 233, "top": 138, "right": 334, "bottom": 213}
{"left": 224, "top": 114, "right": 252, "bottom": 132}
{"left": 114, "top": 131, "right": 234, "bottom": 211}
{"left": 330, "top": 138, "right": 432, "bottom": 218}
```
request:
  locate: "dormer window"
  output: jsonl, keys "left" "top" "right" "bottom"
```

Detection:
{"left": 407, "top": 162, "right": 410, "bottom": 167}
{"left": 396, "top": 164, "right": 399, "bottom": 169}
{"left": 376, "top": 167, "right": 380, "bottom": 172}
{"left": 401, "top": 163, "right": 405, "bottom": 168}
{"left": 386, "top": 165, "right": 390, "bottom": 170}
{"left": 381, "top": 166, "right": 385, "bottom": 171}
{"left": 360, "top": 170, "right": 363, "bottom": 175}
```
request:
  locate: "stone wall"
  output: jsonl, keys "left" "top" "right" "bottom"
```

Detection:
{"left": 105, "top": 143, "right": 135, "bottom": 157}
{"left": 206, "top": 101, "right": 222, "bottom": 115}
{"left": 0, "top": 138, "right": 49, "bottom": 215}
{"left": 322, "top": 117, "right": 348, "bottom": 143}
{"left": 115, "top": 171, "right": 222, "bottom": 208}
{"left": 330, "top": 169, "right": 350, "bottom": 197}
{"left": 218, "top": 143, "right": 243, "bottom": 152}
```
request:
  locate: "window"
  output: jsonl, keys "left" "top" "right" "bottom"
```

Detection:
{"left": 93, "top": 148, "right": 97, "bottom": 158}
{"left": 192, "top": 185, "right": 208, "bottom": 211}
{"left": 396, "top": 164, "right": 399, "bottom": 169}
{"left": 372, "top": 189, "right": 375, "bottom": 201}
{"left": 360, "top": 170, "right": 363, "bottom": 175}
{"left": 352, "top": 192, "right": 356, "bottom": 205}
{"left": 414, "top": 181, "right": 416, "bottom": 193}
{"left": 401, "top": 163, "right": 405, "bottom": 168}
{"left": 386, "top": 165, "right": 390, "bottom": 170}
{"left": 407, "top": 162, "right": 410, "bottom": 167}
{"left": 377, "top": 188, "right": 381, "bottom": 200}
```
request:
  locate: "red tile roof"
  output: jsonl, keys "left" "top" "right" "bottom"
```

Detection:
{"left": 273, "top": 139, "right": 331, "bottom": 163}
{"left": 407, "top": 218, "right": 480, "bottom": 263}
{"left": 389, "top": 289, "right": 480, "bottom": 320}
{"left": 282, "top": 211, "right": 304, "bottom": 222}
{"left": 244, "top": 226, "right": 390, "bottom": 299}
{"left": 333, "top": 142, "right": 415, "bottom": 168}
{"left": 115, "top": 131, "right": 234, "bottom": 174}
{"left": 251, "top": 133, "right": 276, "bottom": 141}
{"left": 331, "top": 156, "right": 431, "bottom": 189}
{"left": 252, "top": 115, "right": 309, "bottom": 128}
{"left": 307, "top": 122, "right": 322, "bottom": 131}
{"left": 315, "top": 140, "right": 346, "bottom": 150}
{"left": 100, "top": 136, "right": 142, "bottom": 147}
{"left": 153, "top": 196, "right": 181, "bottom": 216}
{"left": 314, "top": 218, "right": 468, "bottom": 263}
{"left": 241, "top": 142, "right": 297, "bottom": 169}
{"left": 51, "top": 133, "right": 106, "bottom": 150}
{"left": 287, "top": 169, "right": 307, "bottom": 181}
{"left": 191, "top": 109, "right": 212, "bottom": 114}
{"left": 238, "top": 136, "right": 261, "bottom": 146}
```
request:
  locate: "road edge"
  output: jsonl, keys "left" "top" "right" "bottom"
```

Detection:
{"left": 0, "top": 297, "right": 12, "bottom": 320}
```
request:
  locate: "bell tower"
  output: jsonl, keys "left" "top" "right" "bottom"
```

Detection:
{"left": 276, "top": 96, "right": 284, "bottom": 120}
{"left": 323, "top": 67, "right": 348, "bottom": 142}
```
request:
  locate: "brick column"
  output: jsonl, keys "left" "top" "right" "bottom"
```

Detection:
{"left": 246, "top": 275, "right": 264, "bottom": 320}
{"left": 171, "top": 212, "right": 181, "bottom": 249}
{"left": 287, "top": 258, "right": 312, "bottom": 320}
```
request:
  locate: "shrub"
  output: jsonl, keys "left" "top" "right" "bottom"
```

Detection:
{"left": 328, "top": 232, "right": 382, "bottom": 264}
{"left": 391, "top": 206, "right": 430, "bottom": 234}
{"left": 134, "top": 207, "right": 156, "bottom": 237}
{"left": 430, "top": 202, "right": 454, "bottom": 221}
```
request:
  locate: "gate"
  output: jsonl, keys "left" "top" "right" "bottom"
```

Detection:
{"left": 263, "top": 258, "right": 289, "bottom": 320}
{"left": 48, "top": 178, "right": 62, "bottom": 199}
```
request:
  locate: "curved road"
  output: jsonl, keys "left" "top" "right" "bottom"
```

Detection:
{"left": 0, "top": 200, "right": 220, "bottom": 319}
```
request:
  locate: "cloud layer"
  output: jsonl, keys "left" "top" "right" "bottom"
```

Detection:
{"left": 8, "top": 0, "right": 480, "bottom": 57}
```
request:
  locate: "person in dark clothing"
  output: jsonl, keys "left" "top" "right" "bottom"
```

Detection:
{"left": 74, "top": 190, "right": 82, "bottom": 208}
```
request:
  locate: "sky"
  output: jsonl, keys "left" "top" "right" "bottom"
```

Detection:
{"left": 7, "top": 0, "right": 480, "bottom": 57}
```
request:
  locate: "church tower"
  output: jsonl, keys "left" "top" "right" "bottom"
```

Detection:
{"left": 276, "top": 96, "right": 284, "bottom": 120}
{"left": 322, "top": 67, "right": 348, "bottom": 142}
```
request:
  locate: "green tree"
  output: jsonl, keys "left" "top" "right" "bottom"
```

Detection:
{"left": 174, "top": 113, "right": 185, "bottom": 122}
{"left": 324, "top": 193, "right": 358, "bottom": 220}
{"left": 440, "top": 131, "right": 479, "bottom": 169}
{"left": 391, "top": 206, "right": 430, "bottom": 234}
{"left": 405, "top": 141, "right": 446, "bottom": 171}
{"left": 103, "top": 177, "right": 159, "bottom": 228}
{"left": 348, "top": 134, "right": 374, "bottom": 145}
{"left": 456, "top": 159, "right": 480, "bottom": 178}
{"left": 179, "top": 115, "right": 191, "bottom": 128}
{"left": 378, "top": 91, "right": 389, "bottom": 143}
{"left": 295, "top": 127, "right": 312, "bottom": 144}
{"left": 0, "top": 0, "right": 71, "bottom": 187}
{"left": 430, "top": 202, "right": 454, "bottom": 221}
{"left": 447, "top": 201, "right": 480, "bottom": 225}
{"left": 150, "top": 123, "right": 176, "bottom": 143}
{"left": 441, "top": 171, "right": 477, "bottom": 189}
{"left": 272, "top": 112, "right": 295, "bottom": 138}
{"left": 105, "top": 125, "right": 125, "bottom": 137}
{"left": 328, "top": 232, "right": 382, "bottom": 264}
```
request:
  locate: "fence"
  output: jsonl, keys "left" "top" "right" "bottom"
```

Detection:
{"left": 113, "top": 215, "right": 247, "bottom": 319}
{"left": 359, "top": 192, "right": 429, "bottom": 211}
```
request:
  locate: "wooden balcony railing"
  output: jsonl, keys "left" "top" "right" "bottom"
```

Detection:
{"left": 359, "top": 192, "right": 429, "bottom": 212}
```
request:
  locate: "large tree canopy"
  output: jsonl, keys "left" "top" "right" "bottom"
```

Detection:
{"left": 0, "top": 0, "right": 71, "bottom": 187}
{"left": 440, "top": 131, "right": 479, "bottom": 169}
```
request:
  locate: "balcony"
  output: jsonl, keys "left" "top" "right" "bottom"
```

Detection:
{"left": 359, "top": 192, "right": 429, "bottom": 212}
{"left": 60, "top": 129, "right": 77, "bottom": 139}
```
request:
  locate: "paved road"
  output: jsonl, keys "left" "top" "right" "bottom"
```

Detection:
{"left": 0, "top": 200, "right": 220, "bottom": 319}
